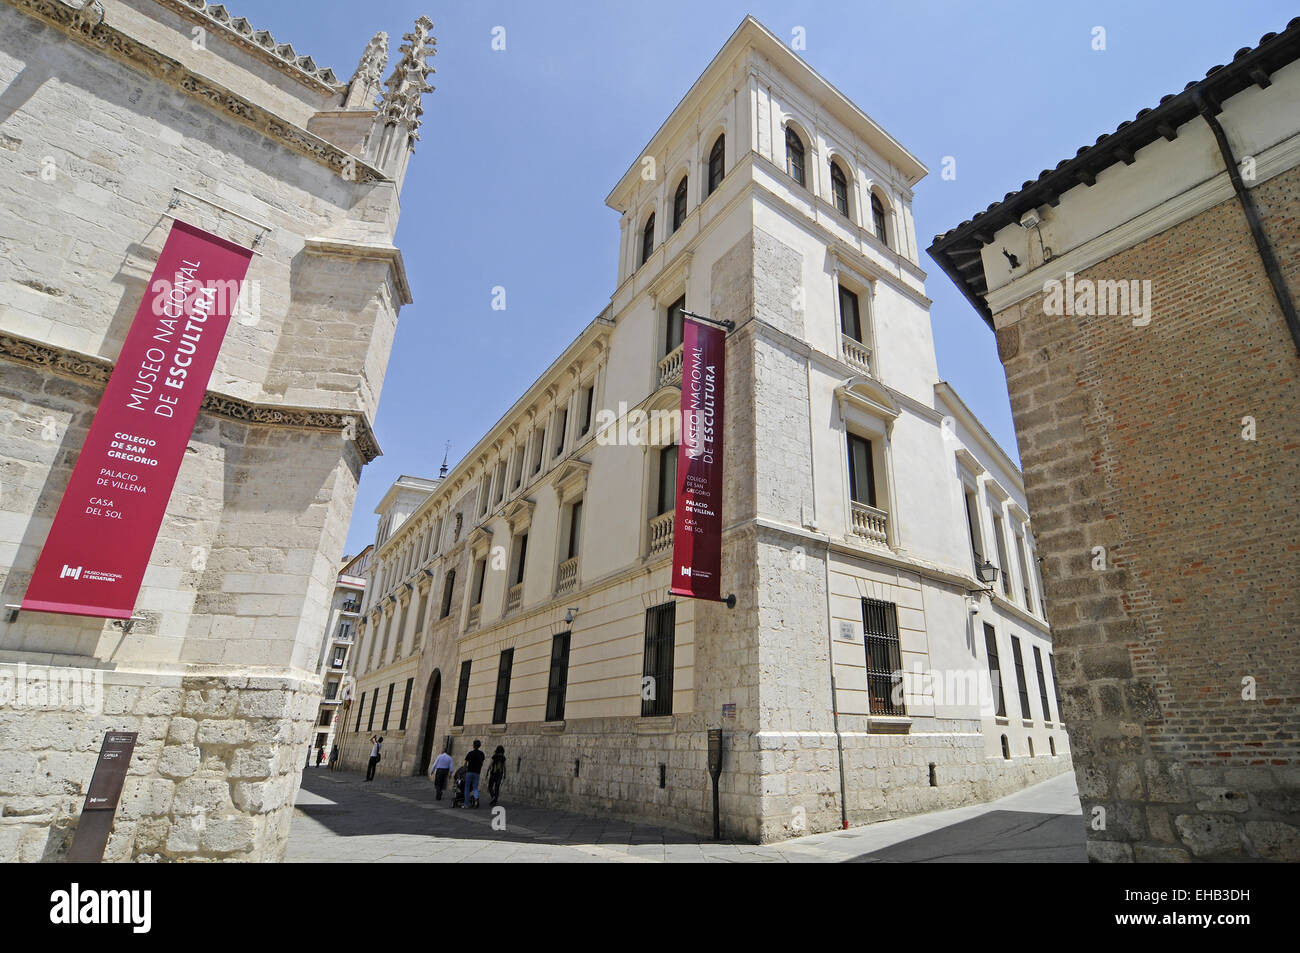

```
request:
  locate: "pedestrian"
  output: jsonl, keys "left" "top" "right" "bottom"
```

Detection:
{"left": 487, "top": 745, "right": 506, "bottom": 807}
{"left": 316, "top": 746, "right": 324, "bottom": 767}
{"left": 463, "top": 739, "right": 486, "bottom": 808}
{"left": 431, "top": 749, "right": 454, "bottom": 800}
{"left": 365, "top": 735, "right": 383, "bottom": 782}
{"left": 329, "top": 744, "right": 340, "bottom": 770}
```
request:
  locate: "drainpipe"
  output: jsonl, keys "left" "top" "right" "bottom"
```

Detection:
{"left": 1194, "top": 92, "right": 1300, "bottom": 359}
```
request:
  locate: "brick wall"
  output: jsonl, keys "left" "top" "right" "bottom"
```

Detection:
{"left": 993, "top": 164, "right": 1300, "bottom": 861}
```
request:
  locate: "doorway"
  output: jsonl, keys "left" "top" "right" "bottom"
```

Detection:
{"left": 416, "top": 669, "right": 442, "bottom": 775}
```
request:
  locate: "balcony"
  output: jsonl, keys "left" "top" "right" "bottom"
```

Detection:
{"left": 658, "top": 344, "right": 684, "bottom": 389}
{"left": 648, "top": 510, "right": 674, "bottom": 557}
{"left": 850, "top": 501, "right": 889, "bottom": 546}
{"left": 556, "top": 556, "right": 579, "bottom": 595}
{"left": 841, "top": 334, "right": 872, "bottom": 376}
{"left": 466, "top": 604, "right": 481, "bottom": 630}
{"left": 340, "top": 599, "right": 362, "bottom": 614}
{"left": 506, "top": 583, "right": 522, "bottom": 614}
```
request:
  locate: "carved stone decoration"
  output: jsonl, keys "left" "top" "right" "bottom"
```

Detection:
{"left": 0, "top": 332, "right": 383, "bottom": 463}
{"left": 11, "top": 0, "right": 383, "bottom": 184}
{"left": 343, "top": 31, "right": 388, "bottom": 111}
{"left": 379, "top": 15, "right": 436, "bottom": 149}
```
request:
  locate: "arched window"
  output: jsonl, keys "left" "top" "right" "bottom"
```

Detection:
{"left": 830, "top": 162, "right": 849, "bottom": 216}
{"left": 641, "top": 213, "right": 656, "bottom": 267}
{"left": 1000, "top": 734, "right": 1010, "bottom": 760}
{"left": 786, "top": 126, "right": 805, "bottom": 187}
{"left": 1049, "top": 737, "right": 1057, "bottom": 756}
{"left": 1028, "top": 737, "right": 1035, "bottom": 757}
{"left": 672, "top": 176, "right": 688, "bottom": 233}
{"left": 707, "top": 135, "right": 725, "bottom": 195}
{"left": 871, "top": 192, "right": 889, "bottom": 247}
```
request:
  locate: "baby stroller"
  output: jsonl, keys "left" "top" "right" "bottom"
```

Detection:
{"left": 450, "top": 766, "right": 467, "bottom": 808}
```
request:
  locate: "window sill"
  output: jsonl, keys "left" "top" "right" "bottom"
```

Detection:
{"left": 541, "top": 720, "right": 566, "bottom": 734}
{"left": 448, "top": 726, "right": 464, "bottom": 735}
{"left": 994, "top": 716, "right": 1010, "bottom": 726}
{"left": 636, "top": 715, "right": 675, "bottom": 735}
{"left": 1022, "top": 719, "right": 1035, "bottom": 729}
{"left": 868, "top": 715, "right": 911, "bottom": 734}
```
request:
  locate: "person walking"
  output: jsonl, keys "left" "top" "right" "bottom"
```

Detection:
{"left": 315, "top": 746, "right": 324, "bottom": 767}
{"left": 365, "top": 735, "right": 383, "bottom": 782}
{"left": 431, "top": 750, "right": 454, "bottom": 800}
{"left": 329, "top": 744, "right": 340, "bottom": 771}
{"left": 463, "top": 740, "right": 486, "bottom": 808}
{"left": 487, "top": 745, "right": 506, "bottom": 807}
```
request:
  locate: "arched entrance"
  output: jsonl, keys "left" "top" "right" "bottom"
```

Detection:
{"left": 416, "top": 669, "right": 442, "bottom": 775}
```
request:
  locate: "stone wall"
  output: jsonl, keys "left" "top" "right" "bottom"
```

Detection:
{"left": 991, "top": 166, "right": 1300, "bottom": 861}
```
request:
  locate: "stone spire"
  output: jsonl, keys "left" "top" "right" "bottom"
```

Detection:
{"left": 378, "top": 15, "right": 436, "bottom": 150}
{"left": 342, "top": 30, "right": 388, "bottom": 110}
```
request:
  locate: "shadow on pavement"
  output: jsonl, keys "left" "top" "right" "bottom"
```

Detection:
{"left": 842, "top": 810, "right": 1087, "bottom": 863}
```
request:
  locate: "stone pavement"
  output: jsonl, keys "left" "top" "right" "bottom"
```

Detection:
{"left": 285, "top": 767, "right": 1086, "bottom": 862}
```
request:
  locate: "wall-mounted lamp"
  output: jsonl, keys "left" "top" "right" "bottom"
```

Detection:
{"left": 564, "top": 607, "right": 579, "bottom": 625}
{"left": 967, "top": 559, "right": 1000, "bottom": 613}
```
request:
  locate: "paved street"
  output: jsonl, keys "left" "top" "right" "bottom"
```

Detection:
{"left": 286, "top": 768, "right": 1086, "bottom": 863}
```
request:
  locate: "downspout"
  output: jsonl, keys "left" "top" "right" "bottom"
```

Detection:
{"left": 1194, "top": 92, "right": 1300, "bottom": 359}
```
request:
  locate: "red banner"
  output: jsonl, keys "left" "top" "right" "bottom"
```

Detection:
{"left": 669, "top": 317, "right": 726, "bottom": 601}
{"left": 22, "top": 220, "right": 253, "bottom": 619}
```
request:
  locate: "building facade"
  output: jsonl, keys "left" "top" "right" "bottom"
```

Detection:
{"left": 342, "top": 17, "right": 1069, "bottom": 842}
{"left": 929, "top": 21, "right": 1300, "bottom": 860}
{"left": 310, "top": 546, "right": 371, "bottom": 762}
{"left": 0, "top": 1, "right": 432, "bottom": 861}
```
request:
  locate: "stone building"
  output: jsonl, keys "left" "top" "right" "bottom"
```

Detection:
{"left": 928, "top": 21, "right": 1300, "bottom": 860}
{"left": 309, "top": 545, "right": 370, "bottom": 762}
{"left": 340, "top": 16, "right": 1069, "bottom": 842}
{"left": 0, "top": 0, "right": 433, "bottom": 861}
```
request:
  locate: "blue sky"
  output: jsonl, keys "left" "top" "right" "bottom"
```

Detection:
{"left": 237, "top": 1, "right": 1294, "bottom": 556}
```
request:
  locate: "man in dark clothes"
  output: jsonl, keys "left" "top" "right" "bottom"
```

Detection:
{"left": 487, "top": 745, "right": 507, "bottom": 807}
{"left": 463, "top": 740, "right": 486, "bottom": 808}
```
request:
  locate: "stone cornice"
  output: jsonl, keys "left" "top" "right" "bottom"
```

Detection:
{"left": 0, "top": 331, "right": 382, "bottom": 463}
{"left": 8, "top": 0, "right": 386, "bottom": 185}
{"left": 154, "top": 0, "right": 345, "bottom": 91}
{"left": 303, "top": 238, "right": 413, "bottom": 305}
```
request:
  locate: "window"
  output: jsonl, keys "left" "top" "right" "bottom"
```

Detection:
{"left": 707, "top": 135, "right": 724, "bottom": 195}
{"left": 318, "top": 709, "right": 332, "bottom": 727}
{"left": 382, "top": 682, "right": 394, "bottom": 730}
{"left": 1016, "top": 532, "right": 1034, "bottom": 612}
{"left": 546, "top": 631, "right": 571, "bottom": 722}
{"left": 494, "top": 460, "right": 506, "bottom": 504}
{"left": 992, "top": 514, "right": 1012, "bottom": 597}
{"left": 964, "top": 490, "right": 984, "bottom": 571}
{"left": 367, "top": 689, "right": 377, "bottom": 731}
{"left": 338, "top": 621, "right": 352, "bottom": 641}
{"left": 510, "top": 532, "right": 528, "bottom": 586}
{"left": 512, "top": 447, "right": 523, "bottom": 490}
{"left": 453, "top": 660, "right": 471, "bottom": 726}
{"left": 554, "top": 408, "right": 568, "bottom": 458}
{"left": 785, "top": 126, "right": 805, "bottom": 187}
{"left": 1010, "top": 635, "right": 1032, "bottom": 720}
{"left": 479, "top": 477, "right": 490, "bottom": 516}
{"left": 1001, "top": 734, "right": 1011, "bottom": 760}
{"left": 871, "top": 193, "right": 888, "bottom": 247}
{"left": 863, "top": 598, "right": 905, "bottom": 716}
{"left": 580, "top": 386, "right": 595, "bottom": 437}
{"left": 532, "top": 426, "right": 545, "bottom": 474}
{"left": 1033, "top": 645, "right": 1053, "bottom": 723}
{"left": 656, "top": 444, "right": 678, "bottom": 516}
{"left": 492, "top": 648, "right": 514, "bottom": 725}
{"left": 439, "top": 569, "right": 456, "bottom": 618}
{"left": 399, "top": 677, "right": 413, "bottom": 730}
{"left": 641, "top": 213, "right": 655, "bottom": 266}
{"left": 839, "top": 285, "right": 862, "bottom": 341}
{"left": 641, "top": 602, "right": 676, "bottom": 716}
{"left": 983, "top": 624, "right": 1006, "bottom": 718}
{"left": 830, "top": 161, "right": 849, "bottom": 216}
{"left": 847, "top": 434, "right": 877, "bottom": 507}
{"left": 566, "top": 499, "right": 583, "bottom": 561}
{"left": 672, "top": 176, "right": 688, "bottom": 232}
{"left": 325, "top": 679, "right": 339, "bottom": 700}
{"left": 332, "top": 645, "right": 347, "bottom": 668}
{"left": 469, "top": 558, "right": 486, "bottom": 606}
{"left": 1048, "top": 653, "right": 1063, "bottom": 723}
{"left": 666, "top": 295, "right": 685, "bottom": 355}
{"left": 355, "top": 691, "right": 366, "bottom": 731}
